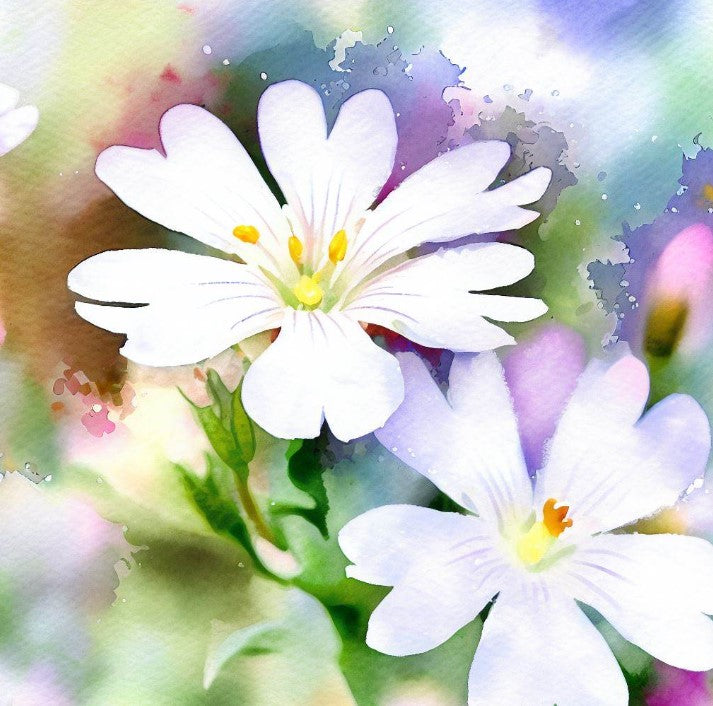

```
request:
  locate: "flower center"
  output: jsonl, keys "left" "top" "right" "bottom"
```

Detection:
{"left": 231, "top": 224, "right": 350, "bottom": 311}
{"left": 516, "top": 498, "right": 572, "bottom": 566}
{"left": 294, "top": 274, "right": 323, "bottom": 307}
{"left": 288, "top": 229, "right": 348, "bottom": 310}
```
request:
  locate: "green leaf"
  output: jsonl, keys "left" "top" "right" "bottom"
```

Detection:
{"left": 271, "top": 438, "right": 330, "bottom": 539}
{"left": 231, "top": 379, "right": 255, "bottom": 463}
{"left": 204, "top": 620, "right": 286, "bottom": 688}
{"left": 176, "top": 460, "right": 272, "bottom": 578}
{"left": 203, "top": 589, "right": 345, "bottom": 695}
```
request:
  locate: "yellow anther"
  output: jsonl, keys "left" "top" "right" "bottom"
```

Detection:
{"left": 328, "top": 229, "right": 348, "bottom": 264}
{"left": 294, "top": 275, "right": 323, "bottom": 307}
{"left": 288, "top": 235, "right": 304, "bottom": 264}
{"left": 516, "top": 499, "right": 572, "bottom": 566}
{"left": 542, "top": 498, "right": 573, "bottom": 538}
{"left": 232, "top": 225, "right": 260, "bottom": 244}
{"left": 644, "top": 297, "right": 688, "bottom": 358}
{"left": 702, "top": 183, "right": 713, "bottom": 203}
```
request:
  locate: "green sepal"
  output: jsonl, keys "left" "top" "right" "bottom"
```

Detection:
{"left": 181, "top": 370, "right": 256, "bottom": 482}
{"left": 231, "top": 379, "right": 256, "bottom": 464}
{"left": 270, "top": 437, "right": 330, "bottom": 539}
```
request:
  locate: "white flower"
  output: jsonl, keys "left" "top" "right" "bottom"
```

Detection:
{"left": 0, "top": 83, "right": 38, "bottom": 156}
{"left": 338, "top": 350, "right": 713, "bottom": 705}
{"left": 68, "top": 80, "right": 551, "bottom": 441}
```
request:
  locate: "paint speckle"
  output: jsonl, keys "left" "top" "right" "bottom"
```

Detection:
{"left": 160, "top": 65, "right": 181, "bottom": 84}
{"left": 202, "top": 44, "right": 212, "bottom": 55}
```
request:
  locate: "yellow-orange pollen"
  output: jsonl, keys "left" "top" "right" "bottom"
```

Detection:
{"left": 294, "top": 274, "right": 323, "bottom": 307}
{"left": 516, "top": 498, "right": 572, "bottom": 566}
{"left": 232, "top": 224, "right": 260, "bottom": 244}
{"left": 328, "top": 229, "right": 348, "bottom": 264}
{"left": 542, "top": 498, "right": 573, "bottom": 537}
{"left": 288, "top": 235, "right": 304, "bottom": 264}
{"left": 290, "top": 230, "right": 349, "bottom": 308}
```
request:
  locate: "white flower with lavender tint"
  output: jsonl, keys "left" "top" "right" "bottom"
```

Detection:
{"left": 67, "top": 80, "right": 551, "bottom": 441}
{"left": 0, "top": 83, "right": 38, "bottom": 156}
{"left": 339, "top": 349, "right": 713, "bottom": 705}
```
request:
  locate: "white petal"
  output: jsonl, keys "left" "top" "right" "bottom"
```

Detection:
{"left": 95, "top": 104, "right": 292, "bottom": 274}
{"left": 258, "top": 81, "right": 397, "bottom": 266}
{"left": 69, "top": 248, "right": 284, "bottom": 366}
{"left": 338, "top": 504, "right": 488, "bottom": 586}
{"left": 0, "top": 105, "right": 38, "bottom": 156}
{"left": 346, "top": 243, "right": 546, "bottom": 352}
{"left": 341, "top": 138, "right": 551, "bottom": 282}
{"left": 567, "top": 533, "right": 713, "bottom": 671}
{"left": 0, "top": 83, "right": 20, "bottom": 114}
{"left": 468, "top": 589, "right": 628, "bottom": 706}
{"left": 340, "top": 506, "right": 500, "bottom": 656}
{"left": 537, "top": 351, "right": 711, "bottom": 533}
{"left": 367, "top": 563, "right": 498, "bottom": 657}
{"left": 242, "top": 310, "right": 403, "bottom": 441}
{"left": 375, "top": 352, "right": 533, "bottom": 528}
{"left": 68, "top": 247, "right": 257, "bottom": 302}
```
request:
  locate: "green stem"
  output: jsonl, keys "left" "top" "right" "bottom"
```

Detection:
{"left": 235, "top": 474, "right": 277, "bottom": 546}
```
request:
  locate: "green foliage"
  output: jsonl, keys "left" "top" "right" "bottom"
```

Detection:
{"left": 203, "top": 589, "right": 346, "bottom": 698}
{"left": 271, "top": 437, "right": 331, "bottom": 539}
{"left": 203, "top": 619, "right": 287, "bottom": 689}
{"left": 176, "top": 458, "right": 273, "bottom": 580}
{"left": 184, "top": 371, "right": 256, "bottom": 482}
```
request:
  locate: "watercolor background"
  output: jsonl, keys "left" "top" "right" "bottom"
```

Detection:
{"left": 2, "top": 1, "right": 713, "bottom": 704}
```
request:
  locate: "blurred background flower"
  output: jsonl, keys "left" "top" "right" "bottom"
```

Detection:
{"left": 0, "top": 471, "right": 131, "bottom": 704}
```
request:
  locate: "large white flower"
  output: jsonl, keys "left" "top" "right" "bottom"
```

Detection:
{"left": 68, "top": 80, "right": 551, "bottom": 441}
{"left": 0, "top": 83, "right": 38, "bottom": 156}
{"left": 339, "top": 350, "right": 713, "bottom": 705}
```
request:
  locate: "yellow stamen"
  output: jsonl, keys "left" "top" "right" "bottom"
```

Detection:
{"left": 644, "top": 297, "right": 688, "bottom": 359}
{"left": 233, "top": 225, "right": 260, "bottom": 244}
{"left": 328, "top": 229, "right": 348, "bottom": 264}
{"left": 516, "top": 498, "right": 572, "bottom": 566}
{"left": 702, "top": 183, "right": 713, "bottom": 203}
{"left": 542, "top": 498, "right": 573, "bottom": 537}
{"left": 288, "top": 235, "right": 303, "bottom": 265}
{"left": 294, "top": 275, "right": 323, "bottom": 307}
